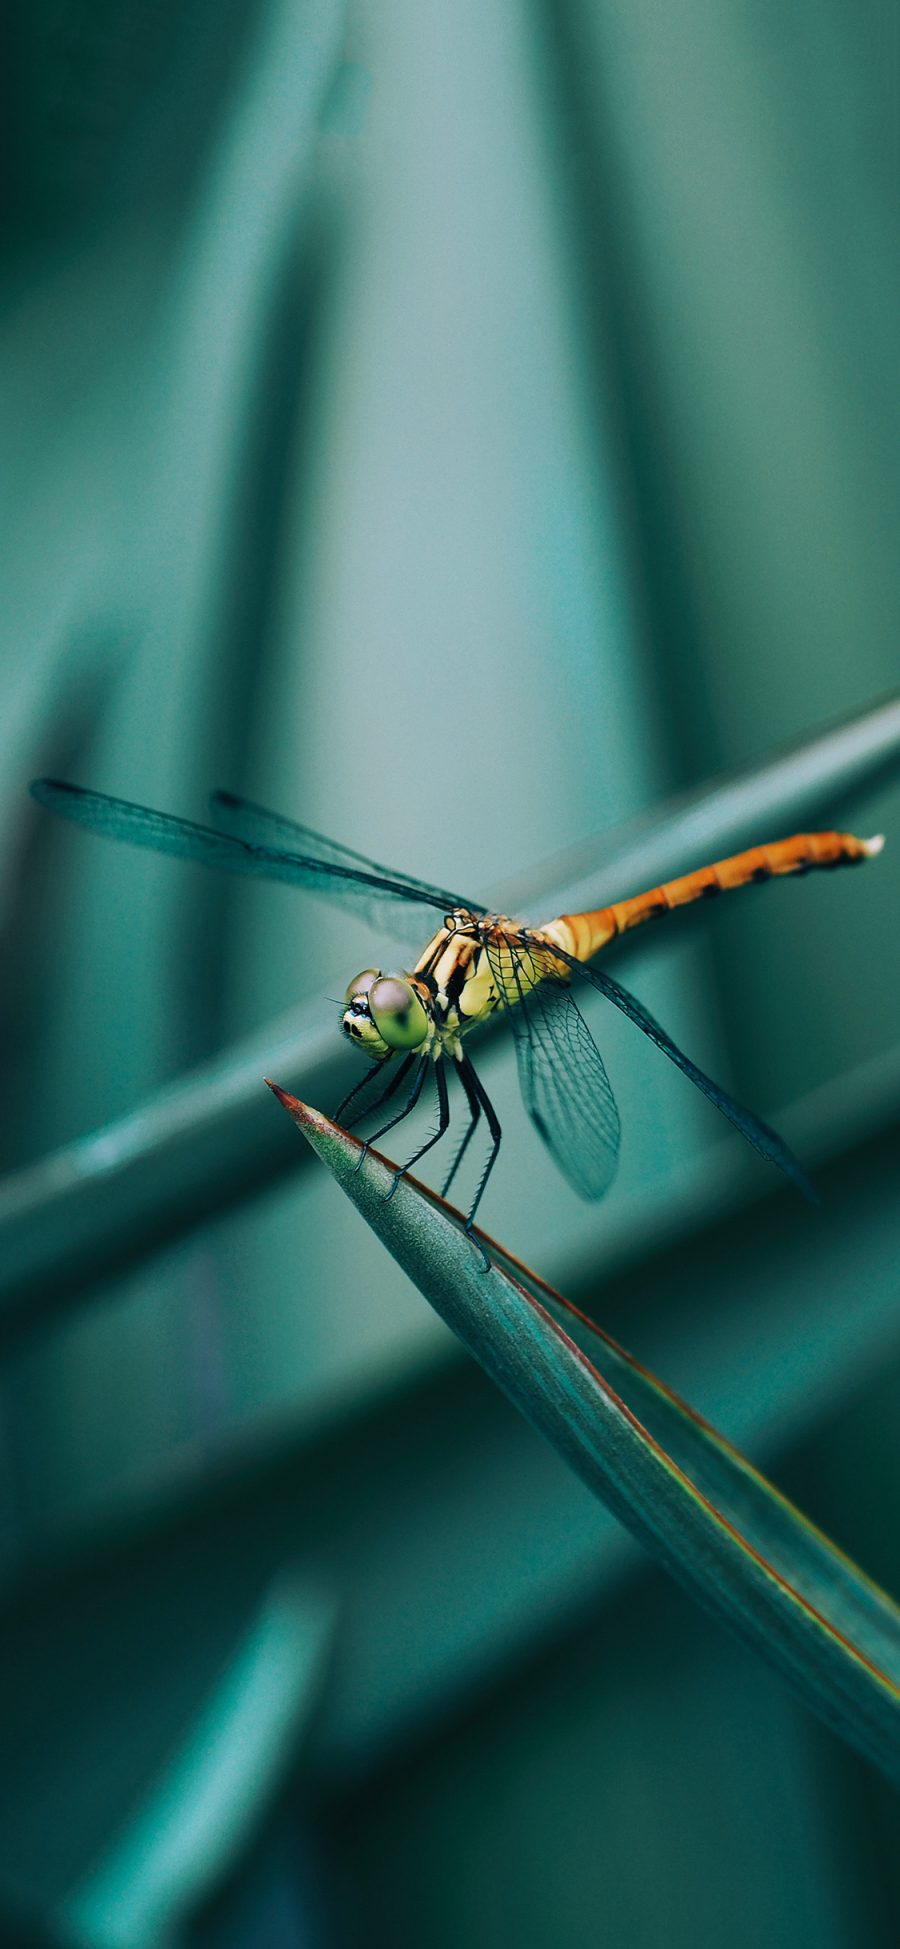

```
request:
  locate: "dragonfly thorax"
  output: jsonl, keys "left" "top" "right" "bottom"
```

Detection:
{"left": 411, "top": 913, "right": 533, "bottom": 1045}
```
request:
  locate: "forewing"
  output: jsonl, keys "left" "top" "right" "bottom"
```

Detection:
{"left": 539, "top": 939, "right": 818, "bottom": 1202}
{"left": 489, "top": 940, "right": 620, "bottom": 1201}
{"left": 208, "top": 789, "right": 470, "bottom": 942}
{"left": 30, "top": 781, "right": 476, "bottom": 923}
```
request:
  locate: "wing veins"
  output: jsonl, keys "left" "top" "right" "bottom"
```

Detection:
{"left": 489, "top": 936, "right": 620, "bottom": 1201}
{"left": 209, "top": 789, "right": 463, "bottom": 903}
{"left": 30, "top": 780, "right": 479, "bottom": 918}
{"left": 532, "top": 936, "right": 817, "bottom": 1201}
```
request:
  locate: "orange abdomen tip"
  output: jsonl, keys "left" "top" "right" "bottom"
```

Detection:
{"left": 545, "top": 827, "right": 886, "bottom": 966}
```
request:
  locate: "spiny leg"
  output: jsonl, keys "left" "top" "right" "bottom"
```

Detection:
{"left": 385, "top": 1057, "right": 451, "bottom": 1200}
{"left": 458, "top": 1051, "right": 501, "bottom": 1273}
{"left": 335, "top": 1053, "right": 413, "bottom": 1130}
{"left": 352, "top": 1054, "right": 428, "bottom": 1175}
{"left": 440, "top": 1055, "right": 482, "bottom": 1198}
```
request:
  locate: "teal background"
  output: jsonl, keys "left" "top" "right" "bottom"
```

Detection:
{"left": 2, "top": 2, "right": 900, "bottom": 1943}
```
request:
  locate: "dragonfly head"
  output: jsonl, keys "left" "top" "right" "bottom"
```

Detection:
{"left": 342, "top": 969, "right": 429, "bottom": 1060}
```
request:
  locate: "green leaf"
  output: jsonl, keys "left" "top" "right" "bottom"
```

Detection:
{"left": 5, "top": 688, "right": 899, "bottom": 1340}
{"left": 274, "top": 1086, "right": 900, "bottom": 1787}
{"left": 0, "top": 1574, "right": 333, "bottom": 1949}
{"left": 60, "top": 1576, "right": 332, "bottom": 1949}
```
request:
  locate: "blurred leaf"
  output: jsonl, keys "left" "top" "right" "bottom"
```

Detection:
{"left": 0, "top": 1572, "right": 333, "bottom": 1949}
{"left": 276, "top": 1088, "right": 900, "bottom": 1787}
{"left": 0, "top": 1888, "right": 82, "bottom": 1949}
{"left": 66, "top": 1576, "right": 332, "bottom": 1948}
{"left": 3, "top": 687, "right": 899, "bottom": 1341}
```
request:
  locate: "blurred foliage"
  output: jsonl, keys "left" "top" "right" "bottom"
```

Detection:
{"left": 1, "top": 0, "right": 900, "bottom": 1944}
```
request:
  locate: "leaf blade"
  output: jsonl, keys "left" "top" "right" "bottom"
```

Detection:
{"left": 276, "top": 1087, "right": 900, "bottom": 1786}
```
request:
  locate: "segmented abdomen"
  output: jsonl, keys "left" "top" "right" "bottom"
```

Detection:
{"left": 538, "top": 830, "right": 883, "bottom": 965}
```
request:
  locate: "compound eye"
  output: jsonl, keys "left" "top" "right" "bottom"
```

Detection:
{"left": 368, "top": 975, "right": 428, "bottom": 1050}
{"left": 343, "top": 968, "right": 380, "bottom": 1006}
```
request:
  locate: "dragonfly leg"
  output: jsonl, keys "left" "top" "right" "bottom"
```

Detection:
{"left": 440, "top": 1057, "right": 482, "bottom": 1199}
{"left": 458, "top": 1053, "right": 500, "bottom": 1273}
{"left": 352, "top": 1055, "right": 428, "bottom": 1175}
{"left": 336, "top": 1053, "right": 413, "bottom": 1130}
{"left": 385, "top": 1058, "right": 451, "bottom": 1200}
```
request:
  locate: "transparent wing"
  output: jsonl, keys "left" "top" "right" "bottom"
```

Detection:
{"left": 208, "top": 789, "right": 460, "bottom": 942}
{"left": 30, "top": 780, "right": 479, "bottom": 923}
{"left": 209, "top": 789, "right": 461, "bottom": 898}
{"left": 487, "top": 938, "right": 620, "bottom": 1201}
{"left": 535, "top": 937, "right": 818, "bottom": 1202}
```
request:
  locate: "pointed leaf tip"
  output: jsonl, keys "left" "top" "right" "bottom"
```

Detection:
{"left": 265, "top": 1085, "right": 357, "bottom": 1164}
{"left": 264, "top": 1078, "right": 301, "bottom": 1113}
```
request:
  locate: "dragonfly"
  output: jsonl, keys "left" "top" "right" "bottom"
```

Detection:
{"left": 30, "top": 778, "right": 883, "bottom": 1257}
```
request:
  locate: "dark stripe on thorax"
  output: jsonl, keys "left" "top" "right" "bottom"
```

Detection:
{"left": 445, "top": 946, "right": 477, "bottom": 1005}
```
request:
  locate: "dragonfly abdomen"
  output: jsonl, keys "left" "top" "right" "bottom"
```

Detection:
{"left": 538, "top": 829, "right": 884, "bottom": 964}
